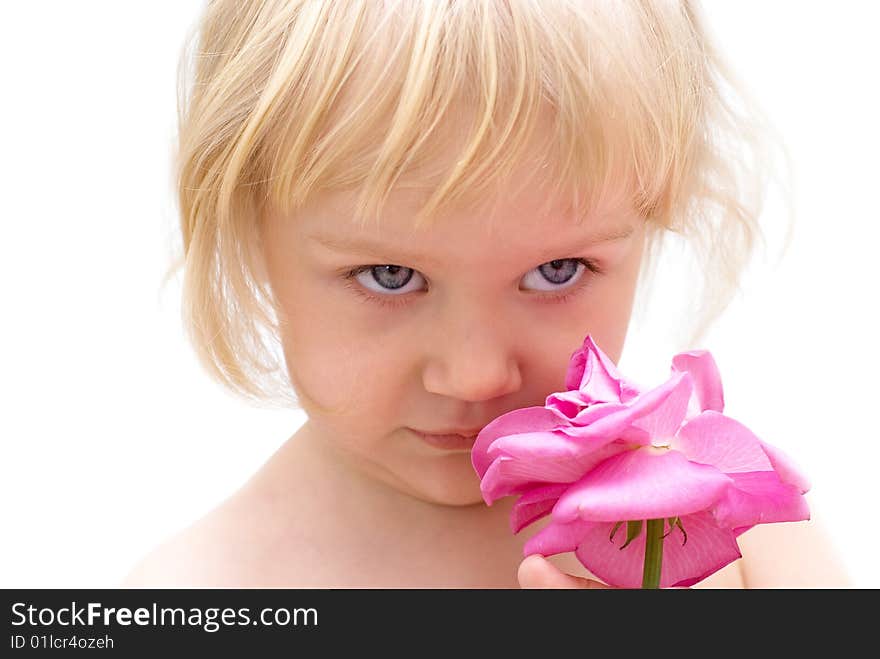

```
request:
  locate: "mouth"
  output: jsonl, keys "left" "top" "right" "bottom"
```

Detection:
{"left": 410, "top": 428, "right": 480, "bottom": 451}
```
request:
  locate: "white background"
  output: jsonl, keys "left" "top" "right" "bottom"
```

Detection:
{"left": 1, "top": 2, "right": 877, "bottom": 587}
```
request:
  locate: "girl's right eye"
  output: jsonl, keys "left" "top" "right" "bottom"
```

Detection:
{"left": 346, "top": 265, "right": 424, "bottom": 296}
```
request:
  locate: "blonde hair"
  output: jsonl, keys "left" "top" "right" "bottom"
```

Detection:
{"left": 166, "top": 0, "right": 790, "bottom": 409}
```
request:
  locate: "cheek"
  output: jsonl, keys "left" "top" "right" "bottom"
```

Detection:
{"left": 588, "top": 235, "right": 645, "bottom": 363}
{"left": 585, "top": 278, "right": 641, "bottom": 363}
{"left": 261, "top": 225, "right": 414, "bottom": 428}
{"left": 540, "top": 242, "right": 644, "bottom": 371}
{"left": 530, "top": 309, "right": 629, "bottom": 396}
{"left": 277, "top": 284, "right": 412, "bottom": 423}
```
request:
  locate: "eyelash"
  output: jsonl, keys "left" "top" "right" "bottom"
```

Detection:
{"left": 341, "top": 258, "right": 604, "bottom": 310}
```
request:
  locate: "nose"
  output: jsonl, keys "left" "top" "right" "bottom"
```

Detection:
{"left": 421, "top": 296, "right": 523, "bottom": 402}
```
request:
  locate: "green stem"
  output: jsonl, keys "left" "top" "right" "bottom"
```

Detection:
{"left": 641, "top": 518, "right": 664, "bottom": 589}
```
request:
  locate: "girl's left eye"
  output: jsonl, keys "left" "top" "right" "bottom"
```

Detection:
{"left": 341, "top": 257, "right": 604, "bottom": 309}
{"left": 521, "top": 259, "right": 596, "bottom": 293}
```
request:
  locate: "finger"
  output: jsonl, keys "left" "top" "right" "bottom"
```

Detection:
{"left": 517, "top": 554, "right": 610, "bottom": 589}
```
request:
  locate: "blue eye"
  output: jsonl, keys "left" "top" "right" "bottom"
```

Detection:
{"left": 522, "top": 259, "right": 586, "bottom": 291}
{"left": 342, "top": 258, "right": 603, "bottom": 309}
{"left": 348, "top": 265, "right": 424, "bottom": 295}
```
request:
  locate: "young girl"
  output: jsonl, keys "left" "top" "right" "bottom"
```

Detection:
{"left": 124, "top": 0, "right": 849, "bottom": 588}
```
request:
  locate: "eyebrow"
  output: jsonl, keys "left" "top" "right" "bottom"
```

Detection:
{"left": 308, "top": 225, "right": 635, "bottom": 266}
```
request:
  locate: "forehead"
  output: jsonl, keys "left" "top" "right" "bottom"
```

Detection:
{"left": 269, "top": 92, "right": 641, "bottom": 265}
{"left": 300, "top": 93, "right": 631, "bottom": 225}
{"left": 295, "top": 186, "right": 636, "bottom": 272}
{"left": 296, "top": 160, "right": 636, "bottom": 246}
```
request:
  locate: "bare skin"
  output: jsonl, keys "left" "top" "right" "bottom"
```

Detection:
{"left": 123, "top": 420, "right": 845, "bottom": 589}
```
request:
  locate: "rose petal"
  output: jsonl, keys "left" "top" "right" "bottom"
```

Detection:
{"left": 759, "top": 441, "right": 811, "bottom": 493}
{"left": 672, "top": 410, "right": 773, "bottom": 473}
{"left": 555, "top": 373, "right": 695, "bottom": 446}
{"left": 573, "top": 512, "right": 742, "bottom": 588}
{"left": 556, "top": 400, "right": 630, "bottom": 431}
{"left": 479, "top": 458, "right": 525, "bottom": 504}
{"left": 671, "top": 350, "right": 725, "bottom": 413}
{"left": 479, "top": 433, "right": 628, "bottom": 504}
{"left": 555, "top": 403, "right": 648, "bottom": 444}
{"left": 511, "top": 484, "right": 570, "bottom": 533}
{"left": 628, "top": 371, "right": 694, "bottom": 439}
{"left": 489, "top": 430, "right": 626, "bottom": 475}
{"left": 712, "top": 471, "right": 811, "bottom": 529}
{"left": 563, "top": 335, "right": 641, "bottom": 403}
{"left": 472, "top": 406, "right": 568, "bottom": 478}
{"left": 553, "top": 448, "right": 733, "bottom": 523}
{"left": 523, "top": 517, "right": 596, "bottom": 557}
{"left": 545, "top": 389, "right": 590, "bottom": 419}
{"left": 488, "top": 430, "right": 594, "bottom": 463}
{"left": 476, "top": 384, "right": 702, "bottom": 503}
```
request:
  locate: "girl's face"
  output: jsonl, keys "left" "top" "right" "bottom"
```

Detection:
{"left": 260, "top": 165, "right": 646, "bottom": 507}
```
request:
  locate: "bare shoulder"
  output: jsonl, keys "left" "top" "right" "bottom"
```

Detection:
{"left": 736, "top": 510, "right": 853, "bottom": 588}
{"left": 119, "top": 496, "right": 260, "bottom": 588}
{"left": 120, "top": 435, "right": 330, "bottom": 587}
{"left": 120, "top": 468, "right": 334, "bottom": 587}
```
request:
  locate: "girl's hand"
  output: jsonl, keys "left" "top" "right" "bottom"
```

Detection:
{"left": 517, "top": 554, "right": 611, "bottom": 589}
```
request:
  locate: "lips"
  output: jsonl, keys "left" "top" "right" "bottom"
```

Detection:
{"left": 425, "top": 428, "right": 484, "bottom": 437}
{"left": 410, "top": 428, "right": 482, "bottom": 451}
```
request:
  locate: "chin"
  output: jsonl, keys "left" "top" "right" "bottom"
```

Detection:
{"left": 427, "top": 487, "right": 486, "bottom": 507}
{"left": 406, "top": 454, "right": 487, "bottom": 507}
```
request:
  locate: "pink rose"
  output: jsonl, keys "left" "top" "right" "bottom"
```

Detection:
{"left": 472, "top": 335, "right": 810, "bottom": 588}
